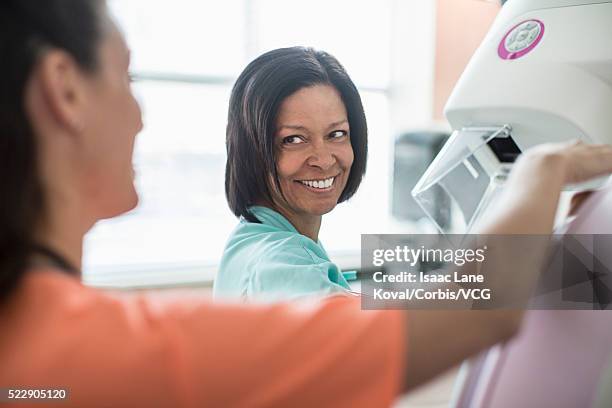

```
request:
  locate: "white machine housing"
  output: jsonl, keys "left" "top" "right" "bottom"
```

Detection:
{"left": 413, "top": 0, "right": 612, "bottom": 233}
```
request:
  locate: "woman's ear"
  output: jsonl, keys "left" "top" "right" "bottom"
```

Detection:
{"left": 34, "top": 49, "right": 89, "bottom": 135}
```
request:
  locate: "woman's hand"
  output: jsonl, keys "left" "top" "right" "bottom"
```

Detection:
{"left": 517, "top": 140, "right": 612, "bottom": 185}
{"left": 480, "top": 140, "right": 612, "bottom": 235}
{"left": 524, "top": 141, "right": 612, "bottom": 219}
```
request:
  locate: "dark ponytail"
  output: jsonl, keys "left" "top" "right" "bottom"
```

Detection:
{"left": 0, "top": 0, "right": 104, "bottom": 301}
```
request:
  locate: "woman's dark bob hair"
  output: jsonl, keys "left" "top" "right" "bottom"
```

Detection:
{"left": 225, "top": 46, "right": 368, "bottom": 222}
{"left": 0, "top": 0, "right": 103, "bottom": 301}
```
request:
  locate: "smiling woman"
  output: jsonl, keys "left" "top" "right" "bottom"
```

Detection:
{"left": 214, "top": 47, "right": 367, "bottom": 302}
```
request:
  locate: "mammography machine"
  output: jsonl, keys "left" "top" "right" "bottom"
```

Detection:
{"left": 410, "top": 0, "right": 612, "bottom": 406}
{"left": 413, "top": 0, "right": 612, "bottom": 234}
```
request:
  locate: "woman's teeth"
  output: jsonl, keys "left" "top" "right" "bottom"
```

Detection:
{"left": 299, "top": 177, "right": 335, "bottom": 189}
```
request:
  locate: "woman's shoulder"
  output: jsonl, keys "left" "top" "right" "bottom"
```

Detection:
{"left": 220, "top": 227, "right": 324, "bottom": 281}
{"left": 216, "top": 224, "right": 343, "bottom": 299}
{"left": 226, "top": 218, "right": 316, "bottom": 257}
{"left": 10, "top": 268, "right": 143, "bottom": 317}
{"left": 224, "top": 206, "right": 323, "bottom": 255}
{"left": 215, "top": 222, "right": 308, "bottom": 296}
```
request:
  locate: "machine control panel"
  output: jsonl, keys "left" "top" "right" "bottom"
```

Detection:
{"left": 498, "top": 19, "right": 544, "bottom": 59}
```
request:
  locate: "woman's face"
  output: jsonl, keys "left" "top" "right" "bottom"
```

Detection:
{"left": 272, "top": 84, "right": 354, "bottom": 219}
{"left": 76, "top": 23, "right": 142, "bottom": 219}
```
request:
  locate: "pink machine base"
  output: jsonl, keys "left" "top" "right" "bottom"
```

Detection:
{"left": 454, "top": 183, "right": 612, "bottom": 408}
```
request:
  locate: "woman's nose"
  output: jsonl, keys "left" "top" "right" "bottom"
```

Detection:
{"left": 307, "top": 142, "right": 336, "bottom": 170}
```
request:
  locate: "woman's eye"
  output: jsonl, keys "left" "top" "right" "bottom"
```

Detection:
{"left": 282, "top": 135, "right": 305, "bottom": 145}
{"left": 329, "top": 130, "right": 348, "bottom": 139}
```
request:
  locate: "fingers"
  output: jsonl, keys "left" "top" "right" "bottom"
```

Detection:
{"left": 565, "top": 143, "right": 612, "bottom": 184}
{"left": 517, "top": 140, "right": 612, "bottom": 185}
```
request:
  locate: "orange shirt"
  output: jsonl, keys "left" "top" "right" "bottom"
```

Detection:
{"left": 0, "top": 269, "right": 405, "bottom": 407}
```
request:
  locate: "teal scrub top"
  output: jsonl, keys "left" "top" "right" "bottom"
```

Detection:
{"left": 213, "top": 206, "right": 351, "bottom": 302}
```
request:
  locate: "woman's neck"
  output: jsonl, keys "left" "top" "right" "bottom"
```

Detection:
{"left": 34, "top": 226, "right": 84, "bottom": 274}
{"left": 286, "top": 213, "right": 322, "bottom": 243}
{"left": 34, "top": 191, "right": 94, "bottom": 275}
{"left": 258, "top": 201, "right": 322, "bottom": 242}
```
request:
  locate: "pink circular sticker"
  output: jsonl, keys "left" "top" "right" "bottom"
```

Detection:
{"left": 498, "top": 19, "right": 544, "bottom": 60}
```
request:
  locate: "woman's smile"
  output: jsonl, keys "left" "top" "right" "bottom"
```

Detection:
{"left": 296, "top": 175, "right": 338, "bottom": 192}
